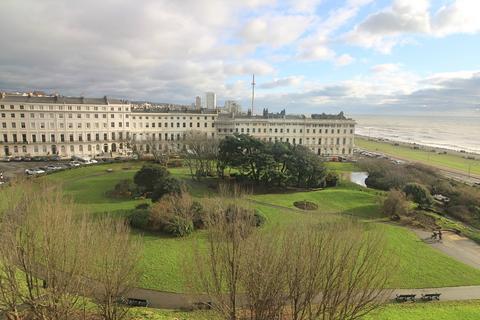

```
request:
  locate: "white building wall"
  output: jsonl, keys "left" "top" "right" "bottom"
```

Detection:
{"left": 0, "top": 96, "right": 355, "bottom": 158}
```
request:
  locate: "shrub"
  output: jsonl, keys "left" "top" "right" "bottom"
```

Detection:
{"left": 253, "top": 210, "right": 266, "bottom": 227}
{"left": 148, "top": 192, "right": 196, "bottom": 237}
{"left": 383, "top": 189, "right": 410, "bottom": 219}
{"left": 191, "top": 200, "right": 206, "bottom": 229}
{"left": 134, "top": 164, "right": 169, "bottom": 192}
{"left": 129, "top": 209, "right": 150, "bottom": 230}
{"left": 134, "top": 164, "right": 182, "bottom": 202}
{"left": 403, "top": 183, "right": 433, "bottom": 208}
{"left": 107, "top": 179, "right": 138, "bottom": 199}
{"left": 135, "top": 203, "right": 150, "bottom": 210}
{"left": 164, "top": 216, "right": 194, "bottom": 237}
{"left": 324, "top": 172, "right": 339, "bottom": 187}
{"left": 150, "top": 176, "right": 182, "bottom": 202}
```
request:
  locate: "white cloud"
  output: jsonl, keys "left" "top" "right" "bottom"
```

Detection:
{"left": 345, "top": 0, "right": 480, "bottom": 53}
{"left": 370, "top": 63, "right": 402, "bottom": 73}
{"left": 335, "top": 54, "right": 355, "bottom": 66}
{"left": 259, "top": 76, "right": 303, "bottom": 89}
{"left": 240, "top": 14, "right": 313, "bottom": 47}
{"left": 432, "top": 0, "right": 480, "bottom": 36}
{"left": 297, "top": 0, "right": 372, "bottom": 61}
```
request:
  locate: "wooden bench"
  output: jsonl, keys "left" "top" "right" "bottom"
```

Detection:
{"left": 125, "top": 298, "right": 149, "bottom": 307}
{"left": 396, "top": 294, "right": 416, "bottom": 302}
{"left": 421, "top": 293, "right": 441, "bottom": 301}
{"left": 192, "top": 301, "right": 213, "bottom": 310}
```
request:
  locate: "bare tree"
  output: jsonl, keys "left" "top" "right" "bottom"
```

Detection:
{"left": 239, "top": 230, "right": 289, "bottom": 320}
{"left": 89, "top": 217, "right": 143, "bottom": 320}
{"left": 0, "top": 181, "right": 144, "bottom": 320}
{"left": 184, "top": 130, "right": 219, "bottom": 179}
{"left": 191, "top": 188, "right": 255, "bottom": 320}
{"left": 288, "top": 220, "right": 394, "bottom": 320}
{"left": 1, "top": 182, "right": 92, "bottom": 320}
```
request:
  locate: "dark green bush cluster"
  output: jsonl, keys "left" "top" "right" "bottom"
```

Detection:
{"left": 133, "top": 164, "right": 182, "bottom": 202}
{"left": 218, "top": 134, "right": 335, "bottom": 188}
{"left": 106, "top": 179, "right": 139, "bottom": 199}
{"left": 360, "top": 158, "right": 480, "bottom": 226}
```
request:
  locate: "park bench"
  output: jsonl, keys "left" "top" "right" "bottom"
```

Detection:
{"left": 125, "top": 298, "right": 149, "bottom": 307}
{"left": 395, "top": 294, "right": 416, "bottom": 302}
{"left": 421, "top": 293, "right": 441, "bottom": 301}
{"left": 192, "top": 301, "right": 213, "bottom": 310}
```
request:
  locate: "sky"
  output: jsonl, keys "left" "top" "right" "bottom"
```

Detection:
{"left": 1, "top": 0, "right": 480, "bottom": 115}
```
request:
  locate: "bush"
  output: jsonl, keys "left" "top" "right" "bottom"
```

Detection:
{"left": 134, "top": 164, "right": 169, "bottom": 192}
{"left": 107, "top": 179, "right": 138, "bottom": 199}
{"left": 403, "top": 183, "right": 433, "bottom": 208}
{"left": 254, "top": 210, "right": 266, "bottom": 227}
{"left": 134, "top": 164, "right": 182, "bottom": 202}
{"left": 129, "top": 209, "right": 150, "bottom": 230}
{"left": 150, "top": 176, "right": 182, "bottom": 202}
{"left": 164, "top": 216, "right": 194, "bottom": 237}
{"left": 191, "top": 200, "right": 206, "bottom": 229}
{"left": 324, "top": 172, "right": 339, "bottom": 187}
{"left": 383, "top": 189, "right": 410, "bottom": 219}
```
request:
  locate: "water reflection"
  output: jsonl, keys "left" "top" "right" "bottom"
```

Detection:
{"left": 348, "top": 172, "right": 368, "bottom": 187}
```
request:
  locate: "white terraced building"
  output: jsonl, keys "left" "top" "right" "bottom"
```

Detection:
{"left": 0, "top": 93, "right": 355, "bottom": 158}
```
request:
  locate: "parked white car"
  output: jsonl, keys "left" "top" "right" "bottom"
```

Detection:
{"left": 25, "top": 168, "right": 46, "bottom": 175}
{"left": 69, "top": 161, "right": 82, "bottom": 167}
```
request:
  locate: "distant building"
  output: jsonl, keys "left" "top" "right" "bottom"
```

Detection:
{"left": 195, "top": 96, "right": 201, "bottom": 109}
{"left": 205, "top": 92, "right": 216, "bottom": 109}
{"left": 224, "top": 100, "right": 241, "bottom": 114}
{"left": 0, "top": 92, "right": 355, "bottom": 158}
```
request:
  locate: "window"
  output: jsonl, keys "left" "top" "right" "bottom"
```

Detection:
{"left": 32, "top": 134, "right": 37, "bottom": 143}
{"left": 41, "top": 134, "right": 46, "bottom": 143}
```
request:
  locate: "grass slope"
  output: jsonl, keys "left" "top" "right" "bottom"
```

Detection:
{"left": 356, "top": 137, "right": 480, "bottom": 176}
{"left": 30, "top": 162, "right": 480, "bottom": 292}
{"left": 131, "top": 300, "right": 480, "bottom": 320}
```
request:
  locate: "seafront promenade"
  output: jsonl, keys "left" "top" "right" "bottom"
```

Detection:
{"left": 355, "top": 136, "right": 480, "bottom": 186}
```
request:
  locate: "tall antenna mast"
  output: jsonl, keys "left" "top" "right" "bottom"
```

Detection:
{"left": 251, "top": 74, "right": 255, "bottom": 115}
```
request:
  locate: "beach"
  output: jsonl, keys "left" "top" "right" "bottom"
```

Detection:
{"left": 354, "top": 114, "right": 480, "bottom": 155}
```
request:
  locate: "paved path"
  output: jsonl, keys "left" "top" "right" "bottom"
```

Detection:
{"left": 412, "top": 229, "right": 480, "bottom": 270}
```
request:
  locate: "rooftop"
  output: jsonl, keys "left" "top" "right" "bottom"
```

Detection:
{"left": 0, "top": 93, "right": 127, "bottom": 105}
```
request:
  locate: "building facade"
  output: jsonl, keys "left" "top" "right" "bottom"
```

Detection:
{"left": 0, "top": 94, "right": 355, "bottom": 158}
{"left": 204, "top": 92, "right": 216, "bottom": 109}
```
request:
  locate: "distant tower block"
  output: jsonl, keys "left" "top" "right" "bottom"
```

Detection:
{"left": 205, "top": 92, "right": 216, "bottom": 109}
{"left": 251, "top": 74, "right": 255, "bottom": 115}
{"left": 195, "top": 96, "right": 201, "bottom": 109}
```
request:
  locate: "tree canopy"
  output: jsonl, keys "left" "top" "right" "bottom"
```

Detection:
{"left": 218, "top": 134, "right": 330, "bottom": 188}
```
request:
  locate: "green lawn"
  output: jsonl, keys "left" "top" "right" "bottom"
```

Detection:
{"left": 251, "top": 182, "right": 384, "bottom": 219}
{"left": 356, "top": 137, "right": 480, "bottom": 176}
{"left": 132, "top": 300, "right": 480, "bottom": 320}
{"left": 365, "top": 300, "right": 480, "bottom": 320}
{"left": 16, "top": 162, "right": 477, "bottom": 292}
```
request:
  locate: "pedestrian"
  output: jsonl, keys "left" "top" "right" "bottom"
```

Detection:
{"left": 431, "top": 231, "right": 437, "bottom": 240}
{"left": 0, "top": 171, "right": 3, "bottom": 181}
{"left": 438, "top": 230, "right": 443, "bottom": 241}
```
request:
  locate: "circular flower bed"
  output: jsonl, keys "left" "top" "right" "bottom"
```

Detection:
{"left": 293, "top": 200, "right": 318, "bottom": 211}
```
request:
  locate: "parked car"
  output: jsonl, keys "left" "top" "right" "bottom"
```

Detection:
{"left": 69, "top": 161, "right": 82, "bottom": 167}
{"left": 12, "top": 156, "right": 23, "bottom": 161}
{"left": 45, "top": 165, "right": 63, "bottom": 171}
{"left": 25, "top": 168, "right": 46, "bottom": 175}
{"left": 0, "top": 157, "right": 11, "bottom": 162}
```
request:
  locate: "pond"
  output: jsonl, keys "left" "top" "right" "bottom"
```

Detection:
{"left": 347, "top": 172, "right": 368, "bottom": 187}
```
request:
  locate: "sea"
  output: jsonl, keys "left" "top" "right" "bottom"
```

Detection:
{"left": 354, "top": 114, "right": 480, "bottom": 155}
